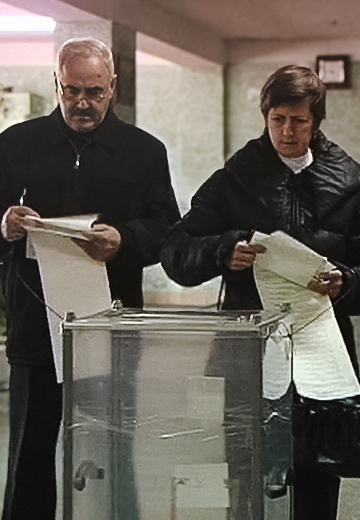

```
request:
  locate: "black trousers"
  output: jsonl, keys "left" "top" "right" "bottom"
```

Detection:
{"left": 1, "top": 364, "right": 62, "bottom": 520}
{"left": 293, "top": 467, "right": 340, "bottom": 520}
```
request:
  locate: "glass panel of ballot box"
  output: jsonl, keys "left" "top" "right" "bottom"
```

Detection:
{"left": 62, "top": 307, "right": 293, "bottom": 520}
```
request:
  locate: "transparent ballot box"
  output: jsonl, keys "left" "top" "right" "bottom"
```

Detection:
{"left": 62, "top": 308, "right": 293, "bottom": 520}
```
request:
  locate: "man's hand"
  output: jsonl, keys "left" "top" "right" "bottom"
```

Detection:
{"left": 72, "top": 224, "right": 121, "bottom": 262}
{"left": 307, "top": 269, "right": 343, "bottom": 299}
{"left": 1, "top": 206, "right": 41, "bottom": 241}
{"left": 227, "top": 240, "right": 266, "bottom": 271}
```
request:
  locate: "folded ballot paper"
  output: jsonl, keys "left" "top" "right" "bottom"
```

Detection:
{"left": 26, "top": 215, "right": 111, "bottom": 383}
{"left": 251, "top": 231, "right": 360, "bottom": 400}
{"left": 25, "top": 213, "right": 99, "bottom": 239}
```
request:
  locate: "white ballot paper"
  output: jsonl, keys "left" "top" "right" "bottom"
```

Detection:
{"left": 26, "top": 213, "right": 98, "bottom": 239}
{"left": 27, "top": 215, "right": 111, "bottom": 383}
{"left": 251, "top": 230, "right": 360, "bottom": 400}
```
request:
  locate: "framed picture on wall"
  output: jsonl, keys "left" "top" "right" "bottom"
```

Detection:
{"left": 316, "top": 55, "right": 351, "bottom": 89}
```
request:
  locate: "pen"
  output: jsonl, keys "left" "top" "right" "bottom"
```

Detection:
{"left": 19, "top": 188, "right": 26, "bottom": 206}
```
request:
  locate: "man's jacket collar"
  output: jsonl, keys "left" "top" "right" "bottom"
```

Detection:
{"left": 48, "top": 106, "right": 126, "bottom": 150}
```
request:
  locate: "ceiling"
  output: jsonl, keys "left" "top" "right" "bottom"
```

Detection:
{"left": 1, "top": 0, "right": 360, "bottom": 65}
{"left": 2, "top": 0, "right": 360, "bottom": 40}
{"left": 0, "top": 1, "right": 25, "bottom": 15}
{"left": 149, "top": 0, "right": 360, "bottom": 40}
{"left": 0, "top": 0, "right": 98, "bottom": 22}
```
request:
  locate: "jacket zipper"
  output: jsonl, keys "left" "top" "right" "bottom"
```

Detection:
{"left": 69, "top": 139, "right": 91, "bottom": 171}
{"left": 291, "top": 188, "right": 298, "bottom": 233}
{"left": 290, "top": 173, "right": 301, "bottom": 237}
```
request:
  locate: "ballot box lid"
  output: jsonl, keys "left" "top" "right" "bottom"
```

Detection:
{"left": 62, "top": 304, "right": 290, "bottom": 335}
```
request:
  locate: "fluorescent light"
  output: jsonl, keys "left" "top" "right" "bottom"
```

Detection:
{"left": 0, "top": 15, "right": 56, "bottom": 33}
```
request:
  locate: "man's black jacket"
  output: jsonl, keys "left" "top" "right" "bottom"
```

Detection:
{"left": 0, "top": 107, "right": 180, "bottom": 365}
{"left": 161, "top": 132, "right": 360, "bottom": 372}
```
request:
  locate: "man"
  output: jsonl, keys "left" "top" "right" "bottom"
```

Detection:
{"left": 0, "top": 38, "right": 179, "bottom": 519}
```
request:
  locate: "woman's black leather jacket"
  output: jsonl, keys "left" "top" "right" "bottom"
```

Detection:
{"left": 161, "top": 132, "right": 360, "bottom": 372}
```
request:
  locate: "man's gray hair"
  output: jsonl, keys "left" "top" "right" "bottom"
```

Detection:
{"left": 57, "top": 37, "right": 115, "bottom": 77}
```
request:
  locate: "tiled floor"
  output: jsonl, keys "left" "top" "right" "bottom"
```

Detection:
{"left": 1, "top": 322, "right": 360, "bottom": 519}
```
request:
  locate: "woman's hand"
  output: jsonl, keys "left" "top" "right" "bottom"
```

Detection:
{"left": 307, "top": 269, "right": 343, "bottom": 298}
{"left": 227, "top": 240, "right": 266, "bottom": 271}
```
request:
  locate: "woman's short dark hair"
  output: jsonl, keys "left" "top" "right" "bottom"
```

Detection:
{"left": 260, "top": 65, "right": 326, "bottom": 130}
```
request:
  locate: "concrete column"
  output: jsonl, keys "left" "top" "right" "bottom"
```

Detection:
{"left": 112, "top": 23, "right": 136, "bottom": 125}
{"left": 54, "top": 19, "right": 135, "bottom": 124}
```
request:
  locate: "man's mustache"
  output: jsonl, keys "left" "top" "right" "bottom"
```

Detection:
{"left": 70, "top": 108, "right": 96, "bottom": 118}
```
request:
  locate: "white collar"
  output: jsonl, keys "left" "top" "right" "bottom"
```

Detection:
{"left": 278, "top": 149, "right": 313, "bottom": 174}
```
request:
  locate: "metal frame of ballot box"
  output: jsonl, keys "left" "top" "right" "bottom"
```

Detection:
{"left": 62, "top": 306, "right": 294, "bottom": 520}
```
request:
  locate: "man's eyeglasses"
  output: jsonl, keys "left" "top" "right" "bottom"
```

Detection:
{"left": 57, "top": 79, "right": 108, "bottom": 103}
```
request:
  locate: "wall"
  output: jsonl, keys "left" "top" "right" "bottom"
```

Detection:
{"left": 0, "top": 35, "right": 55, "bottom": 125}
{"left": 323, "top": 62, "right": 360, "bottom": 161}
{"left": 136, "top": 42, "right": 225, "bottom": 306}
{"left": 0, "top": 66, "right": 55, "bottom": 121}
{"left": 137, "top": 55, "right": 224, "bottom": 213}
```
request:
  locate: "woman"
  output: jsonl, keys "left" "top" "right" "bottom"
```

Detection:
{"left": 161, "top": 65, "right": 360, "bottom": 519}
